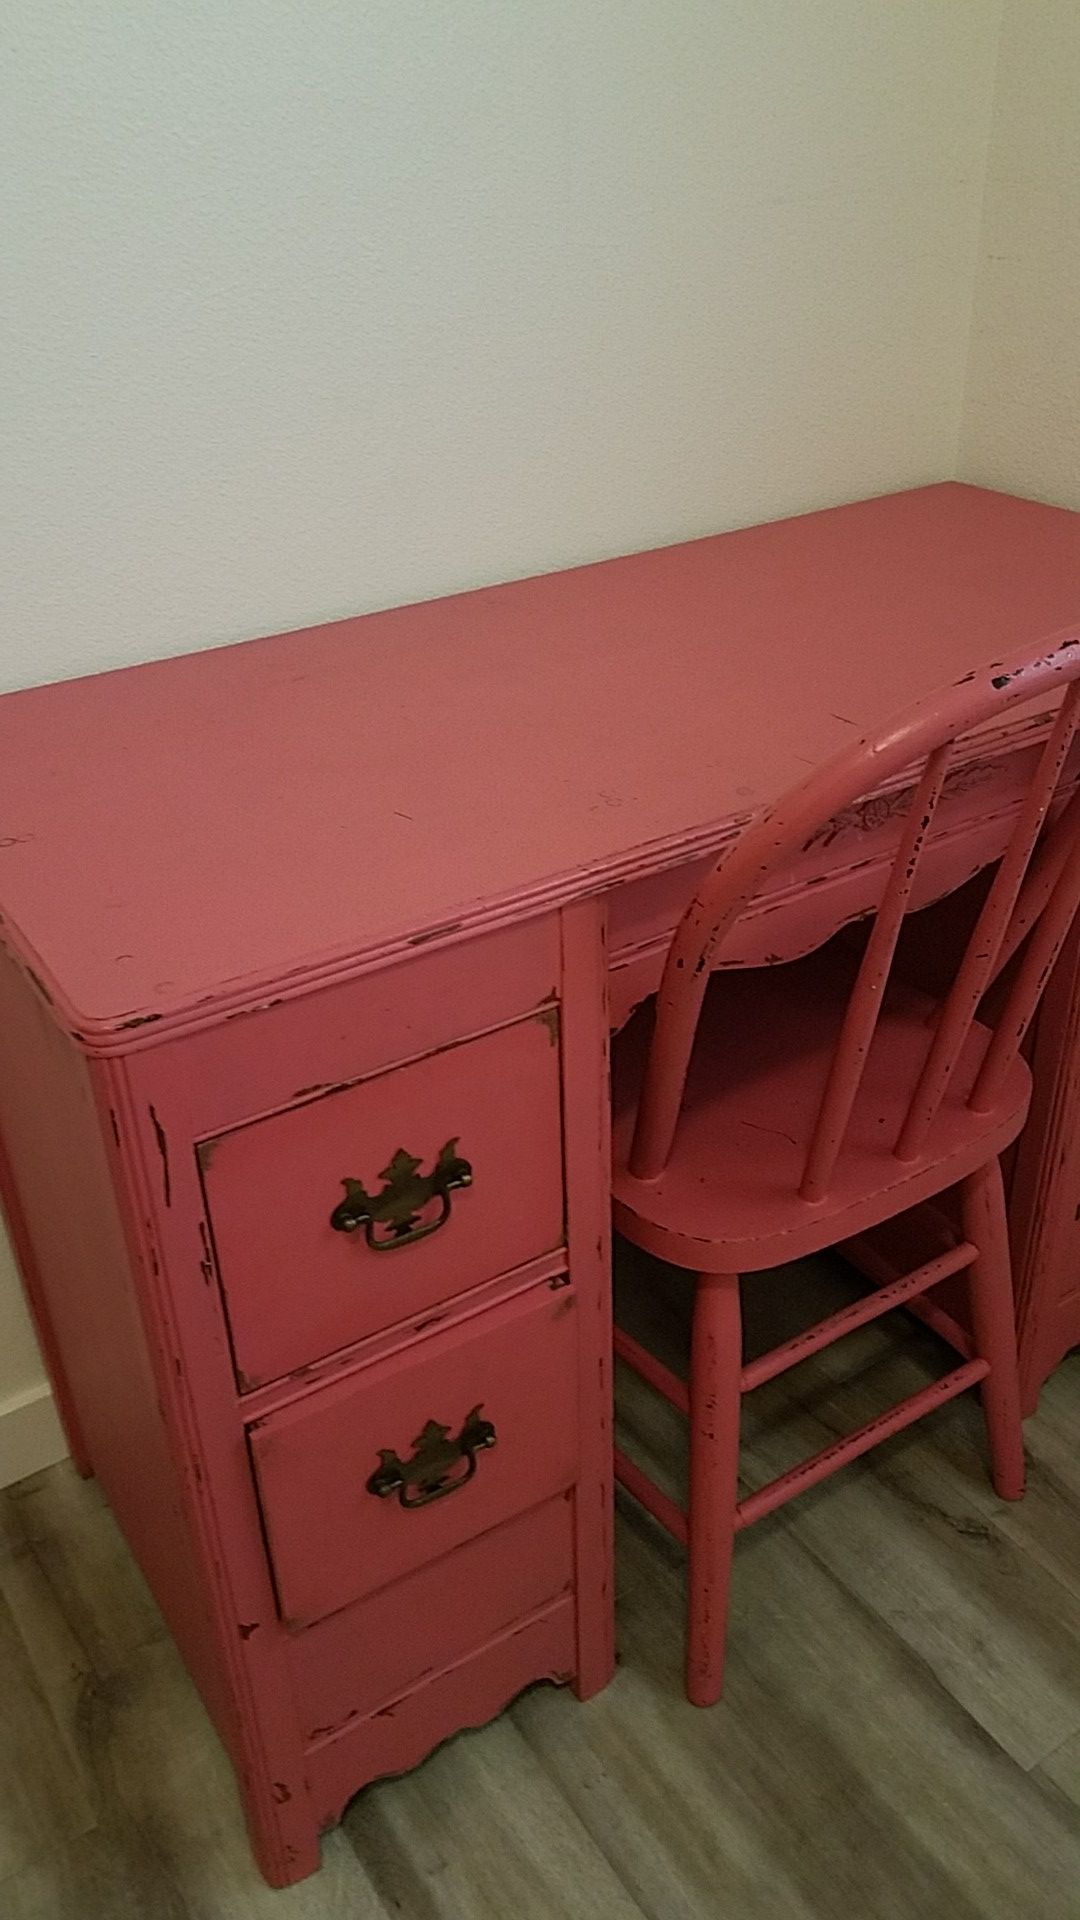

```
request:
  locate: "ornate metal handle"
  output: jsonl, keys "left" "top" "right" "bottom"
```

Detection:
{"left": 329, "top": 1138, "right": 472, "bottom": 1251}
{"left": 366, "top": 1405, "right": 496, "bottom": 1509}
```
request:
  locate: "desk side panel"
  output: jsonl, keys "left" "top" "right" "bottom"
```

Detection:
{"left": 0, "top": 944, "right": 231, "bottom": 1736}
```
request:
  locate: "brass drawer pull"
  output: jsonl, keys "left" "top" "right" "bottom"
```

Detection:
{"left": 330, "top": 1138, "right": 472, "bottom": 1250}
{"left": 366, "top": 1406, "right": 497, "bottom": 1509}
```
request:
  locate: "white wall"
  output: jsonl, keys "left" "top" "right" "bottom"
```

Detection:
{"left": 958, "top": 0, "right": 1080, "bottom": 511}
{"left": 2, "top": 2, "right": 1002, "bottom": 696}
{"left": 0, "top": 0, "right": 1037, "bottom": 1482}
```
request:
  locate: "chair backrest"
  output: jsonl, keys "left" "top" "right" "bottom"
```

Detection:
{"left": 629, "top": 632, "right": 1080, "bottom": 1190}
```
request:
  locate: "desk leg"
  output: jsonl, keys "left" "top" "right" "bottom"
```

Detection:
{"left": 1011, "top": 914, "right": 1080, "bottom": 1414}
{"left": 560, "top": 898, "right": 616, "bottom": 1699}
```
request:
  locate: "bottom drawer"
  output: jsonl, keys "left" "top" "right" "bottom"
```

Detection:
{"left": 307, "top": 1597, "right": 577, "bottom": 1832}
{"left": 289, "top": 1492, "right": 575, "bottom": 1741}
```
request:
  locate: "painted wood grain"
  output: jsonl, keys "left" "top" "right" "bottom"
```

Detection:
{"left": 3, "top": 485, "right": 1079, "bottom": 1039}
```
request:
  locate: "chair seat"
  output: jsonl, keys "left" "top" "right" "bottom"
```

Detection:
{"left": 611, "top": 951, "right": 1032, "bottom": 1273}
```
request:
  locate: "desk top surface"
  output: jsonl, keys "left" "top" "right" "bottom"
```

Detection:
{"left": 3, "top": 481, "right": 1080, "bottom": 1040}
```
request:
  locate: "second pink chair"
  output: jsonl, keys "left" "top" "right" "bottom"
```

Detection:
{"left": 612, "top": 633, "right": 1080, "bottom": 1706}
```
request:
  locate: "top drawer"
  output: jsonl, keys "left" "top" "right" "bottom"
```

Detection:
{"left": 200, "top": 1011, "right": 564, "bottom": 1389}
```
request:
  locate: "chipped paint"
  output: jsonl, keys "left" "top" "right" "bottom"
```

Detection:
{"left": 806, "top": 758, "right": 998, "bottom": 854}
{"left": 537, "top": 1004, "right": 561, "bottom": 1046}
{"left": 149, "top": 1105, "right": 172, "bottom": 1207}
{"left": 197, "top": 1218, "right": 215, "bottom": 1288}
{"left": 408, "top": 920, "right": 463, "bottom": 947}
{"left": 412, "top": 1310, "right": 449, "bottom": 1334}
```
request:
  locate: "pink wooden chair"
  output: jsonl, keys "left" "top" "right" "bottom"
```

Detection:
{"left": 612, "top": 633, "right": 1080, "bottom": 1707}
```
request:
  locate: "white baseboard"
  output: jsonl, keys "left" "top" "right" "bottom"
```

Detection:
{"left": 0, "top": 1382, "right": 69, "bottom": 1489}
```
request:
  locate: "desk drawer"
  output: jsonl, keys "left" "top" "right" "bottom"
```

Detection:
{"left": 289, "top": 1494, "right": 574, "bottom": 1739}
{"left": 248, "top": 1279, "right": 579, "bottom": 1629}
{"left": 201, "top": 1011, "right": 564, "bottom": 1388}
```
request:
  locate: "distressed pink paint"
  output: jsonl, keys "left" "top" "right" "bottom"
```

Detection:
{"left": 0, "top": 484, "right": 1079, "bottom": 1880}
{"left": 0, "top": 483, "right": 1078, "bottom": 1045}
{"left": 204, "top": 1012, "right": 566, "bottom": 1389}
{"left": 250, "top": 1279, "right": 581, "bottom": 1628}
{"left": 613, "top": 633, "right": 1080, "bottom": 1705}
{"left": 0, "top": 907, "right": 613, "bottom": 1885}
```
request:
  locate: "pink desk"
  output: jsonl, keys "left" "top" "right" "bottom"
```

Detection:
{"left": 1, "top": 481, "right": 1079, "bottom": 1884}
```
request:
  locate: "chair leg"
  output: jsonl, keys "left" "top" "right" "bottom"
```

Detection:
{"left": 686, "top": 1271, "right": 743, "bottom": 1707}
{"left": 961, "top": 1159, "right": 1026, "bottom": 1501}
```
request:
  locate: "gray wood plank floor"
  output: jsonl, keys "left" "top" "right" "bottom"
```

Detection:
{"left": 3, "top": 1248, "right": 1080, "bottom": 1918}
